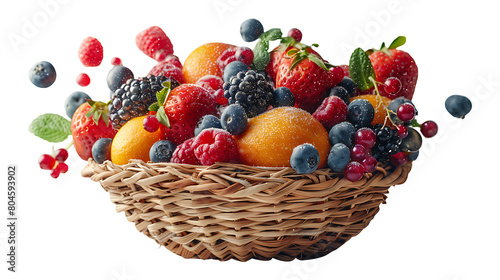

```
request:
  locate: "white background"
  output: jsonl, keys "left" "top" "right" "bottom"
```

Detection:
{"left": 1, "top": 0, "right": 499, "bottom": 279}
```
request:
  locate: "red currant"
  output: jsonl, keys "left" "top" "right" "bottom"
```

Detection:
{"left": 344, "top": 161, "right": 366, "bottom": 182}
{"left": 383, "top": 77, "right": 402, "bottom": 95}
{"left": 287, "top": 28, "right": 302, "bottom": 42}
{"left": 390, "top": 152, "right": 408, "bottom": 166}
{"left": 111, "top": 57, "right": 122, "bottom": 66}
{"left": 50, "top": 168, "right": 61, "bottom": 179}
{"left": 420, "top": 120, "right": 438, "bottom": 138}
{"left": 351, "top": 144, "right": 368, "bottom": 162}
{"left": 397, "top": 103, "right": 416, "bottom": 122}
{"left": 76, "top": 73, "right": 90, "bottom": 87}
{"left": 143, "top": 115, "right": 160, "bottom": 132}
{"left": 54, "top": 148, "right": 68, "bottom": 162}
{"left": 38, "top": 154, "right": 56, "bottom": 170}
{"left": 396, "top": 125, "right": 409, "bottom": 139}
{"left": 354, "top": 128, "right": 377, "bottom": 149}
{"left": 362, "top": 156, "right": 378, "bottom": 173}
{"left": 55, "top": 162, "right": 69, "bottom": 174}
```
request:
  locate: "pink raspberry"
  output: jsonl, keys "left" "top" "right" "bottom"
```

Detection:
{"left": 136, "top": 26, "right": 174, "bottom": 61}
{"left": 312, "top": 96, "right": 348, "bottom": 130}
{"left": 171, "top": 138, "right": 200, "bottom": 165}
{"left": 149, "top": 55, "right": 185, "bottom": 83}
{"left": 192, "top": 129, "right": 239, "bottom": 166}
{"left": 216, "top": 46, "right": 254, "bottom": 73}
{"left": 78, "top": 37, "right": 103, "bottom": 67}
{"left": 195, "top": 75, "right": 224, "bottom": 92}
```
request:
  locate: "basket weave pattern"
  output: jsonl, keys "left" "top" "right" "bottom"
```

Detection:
{"left": 82, "top": 159, "right": 411, "bottom": 261}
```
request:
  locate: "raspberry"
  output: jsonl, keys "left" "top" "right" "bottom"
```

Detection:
{"left": 136, "top": 26, "right": 174, "bottom": 61}
{"left": 312, "top": 96, "right": 348, "bottom": 130}
{"left": 217, "top": 46, "right": 254, "bottom": 73}
{"left": 78, "top": 37, "right": 103, "bottom": 67}
{"left": 148, "top": 55, "right": 184, "bottom": 83}
{"left": 171, "top": 138, "right": 200, "bottom": 165}
{"left": 192, "top": 129, "right": 239, "bottom": 166}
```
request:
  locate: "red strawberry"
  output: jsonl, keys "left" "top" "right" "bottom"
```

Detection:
{"left": 160, "top": 84, "right": 218, "bottom": 145}
{"left": 78, "top": 37, "right": 103, "bottom": 67}
{"left": 265, "top": 45, "right": 291, "bottom": 83}
{"left": 136, "top": 26, "right": 174, "bottom": 61}
{"left": 368, "top": 36, "right": 418, "bottom": 100}
{"left": 71, "top": 101, "right": 117, "bottom": 160}
{"left": 275, "top": 47, "right": 336, "bottom": 113}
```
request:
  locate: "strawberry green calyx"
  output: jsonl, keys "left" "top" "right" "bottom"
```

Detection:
{"left": 148, "top": 81, "right": 172, "bottom": 128}
{"left": 287, "top": 47, "right": 329, "bottom": 70}
{"left": 366, "top": 36, "right": 406, "bottom": 56}
{"left": 85, "top": 100, "right": 111, "bottom": 127}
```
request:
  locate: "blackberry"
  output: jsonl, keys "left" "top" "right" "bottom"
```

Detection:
{"left": 371, "top": 124, "right": 402, "bottom": 163}
{"left": 109, "top": 75, "right": 179, "bottom": 129}
{"left": 223, "top": 70, "right": 274, "bottom": 118}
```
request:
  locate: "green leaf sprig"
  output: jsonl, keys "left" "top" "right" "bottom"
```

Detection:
{"left": 253, "top": 28, "right": 282, "bottom": 70}
{"left": 29, "top": 113, "right": 72, "bottom": 143}
{"left": 349, "top": 47, "right": 376, "bottom": 91}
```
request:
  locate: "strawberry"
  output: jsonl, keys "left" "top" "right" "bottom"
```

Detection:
{"left": 368, "top": 36, "right": 418, "bottom": 100}
{"left": 159, "top": 84, "right": 218, "bottom": 145}
{"left": 265, "top": 45, "right": 291, "bottom": 83}
{"left": 136, "top": 26, "right": 174, "bottom": 61}
{"left": 71, "top": 101, "right": 117, "bottom": 160}
{"left": 78, "top": 37, "right": 103, "bottom": 67}
{"left": 275, "top": 46, "right": 338, "bottom": 113}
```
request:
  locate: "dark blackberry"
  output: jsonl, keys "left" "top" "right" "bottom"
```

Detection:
{"left": 223, "top": 70, "right": 274, "bottom": 118}
{"left": 371, "top": 124, "right": 402, "bottom": 163}
{"left": 109, "top": 75, "right": 179, "bottom": 129}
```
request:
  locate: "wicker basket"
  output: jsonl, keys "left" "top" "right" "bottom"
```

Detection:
{"left": 81, "top": 159, "right": 411, "bottom": 261}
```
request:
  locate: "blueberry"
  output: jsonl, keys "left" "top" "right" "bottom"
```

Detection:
{"left": 327, "top": 143, "right": 351, "bottom": 172}
{"left": 329, "top": 122, "right": 356, "bottom": 148}
{"left": 240, "top": 18, "right": 264, "bottom": 42}
{"left": 337, "top": 77, "right": 357, "bottom": 97}
{"left": 149, "top": 140, "right": 177, "bottom": 163}
{"left": 195, "top": 115, "right": 222, "bottom": 136}
{"left": 400, "top": 127, "right": 422, "bottom": 152}
{"left": 65, "top": 91, "right": 91, "bottom": 119}
{"left": 223, "top": 61, "right": 250, "bottom": 83}
{"left": 29, "top": 61, "right": 56, "bottom": 88}
{"left": 407, "top": 150, "right": 419, "bottom": 162}
{"left": 326, "top": 86, "right": 350, "bottom": 105}
{"left": 347, "top": 99, "right": 374, "bottom": 128}
{"left": 221, "top": 104, "right": 248, "bottom": 135}
{"left": 388, "top": 97, "right": 417, "bottom": 124}
{"left": 273, "top": 87, "right": 295, "bottom": 107}
{"left": 445, "top": 95, "right": 472, "bottom": 119}
{"left": 92, "top": 138, "right": 113, "bottom": 164}
{"left": 290, "top": 143, "right": 320, "bottom": 174}
{"left": 107, "top": 65, "right": 134, "bottom": 91}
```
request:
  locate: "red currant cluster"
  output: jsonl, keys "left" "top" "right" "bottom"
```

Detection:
{"left": 38, "top": 148, "right": 69, "bottom": 178}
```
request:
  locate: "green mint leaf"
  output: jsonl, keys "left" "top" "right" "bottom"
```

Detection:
{"left": 148, "top": 103, "right": 159, "bottom": 112}
{"left": 156, "top": 106, "right": 170, "bottom": 128}
{"left": 260, "top": 28, "right": 282, "bottom": 41}
{"left": 29, "top": 113, "right": 72, "bottom": 143}
{"left": 388, "top": 36, "right": 406, "bottom": 49}
{"left": 349, "top": 47, "right": 376, "bottom": 91}
{"left": 253, "top": 39, "right": 270, "bottom": 70}
{"left": 156, "top": 82, "right": 172, "bottom": 106}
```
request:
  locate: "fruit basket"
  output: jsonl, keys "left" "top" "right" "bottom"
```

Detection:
{"left": 29, "top": 18, "right": 472, "bottom": 263}
{"left": 82, "top": 159, "right": 411, "bottom": 261}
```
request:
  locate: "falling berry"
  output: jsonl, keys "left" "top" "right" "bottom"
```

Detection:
{"left": 76, "top": 73, "right": 91, "bottom": 87}
{"left": 38, "top": 154, "right": 56, "bottom": 170}
{"left": 111, "top": 57, "right": 122, "bottom": 66}
{"left": 420, "top": 120, "right": 438, "bottom": 138}
{"left": 287, "top": 28, "right": 302, "bottom": 42}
